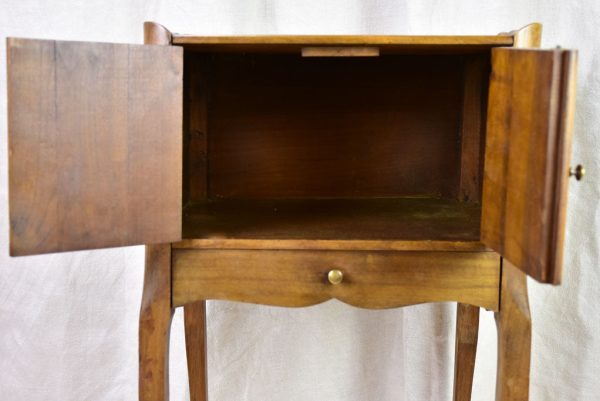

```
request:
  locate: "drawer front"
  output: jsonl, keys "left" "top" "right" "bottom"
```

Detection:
{"left": 172, "top": 249, "right": 500, "bottom": 311}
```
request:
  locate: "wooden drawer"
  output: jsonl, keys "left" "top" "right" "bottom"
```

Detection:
{"left": 172, "top": 249, "right": 500, "bottom": 310}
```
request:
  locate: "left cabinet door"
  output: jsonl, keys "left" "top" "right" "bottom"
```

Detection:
{"left": 7, "top": 38, "right": 183, "bottom": 255}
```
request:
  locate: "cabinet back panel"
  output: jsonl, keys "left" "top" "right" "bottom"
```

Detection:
{"left": 192, "top": 54, "right": 468, "bottom": 199}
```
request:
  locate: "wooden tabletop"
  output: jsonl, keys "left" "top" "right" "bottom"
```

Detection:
{"left": 172, "top": 34, "right": 513, "bottom": 53}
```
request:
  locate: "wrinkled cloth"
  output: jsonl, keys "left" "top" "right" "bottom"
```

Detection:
{"left": 1, "top": 1, "right": 599, "bottom": 400}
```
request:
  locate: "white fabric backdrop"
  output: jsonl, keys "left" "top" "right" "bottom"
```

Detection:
{"left": 0, "top": 1, "right": 598, "bottom": 400}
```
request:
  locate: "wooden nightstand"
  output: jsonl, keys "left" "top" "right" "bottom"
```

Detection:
{"left": 7, "top": 21, "right": 582, "bottom": 401}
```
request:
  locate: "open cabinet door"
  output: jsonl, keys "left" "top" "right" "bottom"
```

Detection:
{"left": 481, "top": 47, "right": 577, "bottom": 284}
{"left": 7, "top": 38, "right": 183, "bottom": 255}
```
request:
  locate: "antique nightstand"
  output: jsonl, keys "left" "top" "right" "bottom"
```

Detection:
{"left": 6, "top": 21, "right": 581, "bottom": 401}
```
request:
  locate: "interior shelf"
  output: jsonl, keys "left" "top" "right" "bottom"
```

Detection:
{"left": 181, "top": 197, "right": 481, "bottom": 246}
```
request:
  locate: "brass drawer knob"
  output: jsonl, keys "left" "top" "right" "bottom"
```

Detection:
{"left": 327, "top": 269, "right": 344, "bottom": 285}
{"left": 569, "top": 165, "right": 585, "bottom": 181}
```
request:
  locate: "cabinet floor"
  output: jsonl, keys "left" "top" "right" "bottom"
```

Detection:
{"left": 182, "top": 197, "right": 481, "bottom": 243}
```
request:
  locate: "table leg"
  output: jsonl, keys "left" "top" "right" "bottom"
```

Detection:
{"left": 185, "top": 301, "right": 209, "bottom": 401}
{"left": 139, "top": 244, "right": 174, "bottom": 401}
{"left": 453, "top": 303, "right": 480, "bottom": 401}
{"left": 495, "top": 260, "right": 531, "bottom": 401}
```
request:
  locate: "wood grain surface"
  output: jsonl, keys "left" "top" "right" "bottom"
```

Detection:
{"left": 184, "top": 302, "right": 209, "bottom": 401}
{"left": 173, "top": 239, "right": 488, "bottom": 252}
{"left": 301, "top": 46, "right": 380, "bottom": 57}
{"left": 172, "top": 34, "right": 513, "bottom": 54}
{"left": 205, "top": 54, "right": 465, "bottom": 199}
{"left": 458, "top": 55, "right": 490, "bottom": 202}
{"left": 139, "top": 244, "right": 174, "bottom": 401}
{"left": 7, "top": 37, "right": 183, "bottom": 255}
{"left": 144, "top": 21, "right": 172, "bottom": 45}
{"left": 495, "top": 260, "right": 531, "bottom": 401}
{"left": 453, "top": 303, "right": 480, "bottom": 401}
{"left": 510, "top": 23, "right": 542, "bottom": 48}
{"left": 491, "top": 23, "right": 535, "bottom": 401}
{"left": 138, "top": 23, "right": 176, "bottom": 401}
{"left": 172, "top": 249, "right": 500, "bottom": 310}
{"left": 481, "top": 47, "right": 577, "bottom": 283}
{"left": 183, "top": 54, "right": 209, "bottom": 205}
{"left": 182, "top": 197, "right": 481, "bottom": 242}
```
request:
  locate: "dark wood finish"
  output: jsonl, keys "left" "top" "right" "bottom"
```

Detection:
{"left": 458, "top": 55, "right": 489, "bottom": 202}
{"left": 495, "top": 260, "right": 531, "bottom": 401}
{"left": 453, "top": 303, "right": 480, "bottom": 401}
{"left": 183, "top": 55, "right": 209, "bottom": 205}
{"left": 182, "top": 198, "right": 481, "bottom": 242}
{"left": 7, "top": 37, "right": 183, "bottom": 255}
{"left": 172, "top": 249, "right": 500, "bottom": 310}
{"left": 206, "top": 54, "right": 465, "bottom": 199}
{"left": 481, "top": 47, "right": 577, "bottom": 283}
{"left": 139, "top": 244, "right": 174, "bottom": 401}
{"left": 173, "top": 34, "right": 513, "bottom": 54}
{"left": 184, "top": 302, "right": 209, "bottom": 401}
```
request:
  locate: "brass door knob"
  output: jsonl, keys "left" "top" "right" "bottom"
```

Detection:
{"left": 327, "top": 269, "right": 344, "bottom": 285}
{"left": 569, "top": 165, "right": 585, "bottom": 181}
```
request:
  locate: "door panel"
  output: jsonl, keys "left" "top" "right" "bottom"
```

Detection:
{"left": 481, "top": 48, "right": 577, "bottom": 283}
{"left": 7, "top": 38, "right": 183, "bottom": 255}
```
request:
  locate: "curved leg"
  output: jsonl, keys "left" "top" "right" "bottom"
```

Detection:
{"left": 495, "top": 260, "right": 531, "bottom": 401}
{"left": 139, "top": 244, "right": 174, "bottom": 401}
{"left": 185, "top": 301, "right": 208, "bottom": 401}
{"left": 453, "top": 303, "right": 480, "bottom": 401}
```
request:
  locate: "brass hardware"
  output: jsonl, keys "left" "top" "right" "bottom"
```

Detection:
{"left": 569, "top": 165, "right": 585, "bottom": 181}
{"left": 327, "top": 269, "right": 344, "bottom": 285}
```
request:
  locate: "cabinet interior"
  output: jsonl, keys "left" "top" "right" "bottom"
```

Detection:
{"left": 181, "top": 48, "right": 491, "bottom": 243}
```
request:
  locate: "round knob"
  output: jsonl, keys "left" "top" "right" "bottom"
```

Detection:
{"left": 569, "top": 165, "right": 585, "bottom": 181}
{"left": 327, "top": 269, "right": 344, "bottom": 285}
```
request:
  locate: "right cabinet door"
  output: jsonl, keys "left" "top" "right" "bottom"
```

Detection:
{"left": 481, "top": 47, "right": 578, "bottom": 284}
